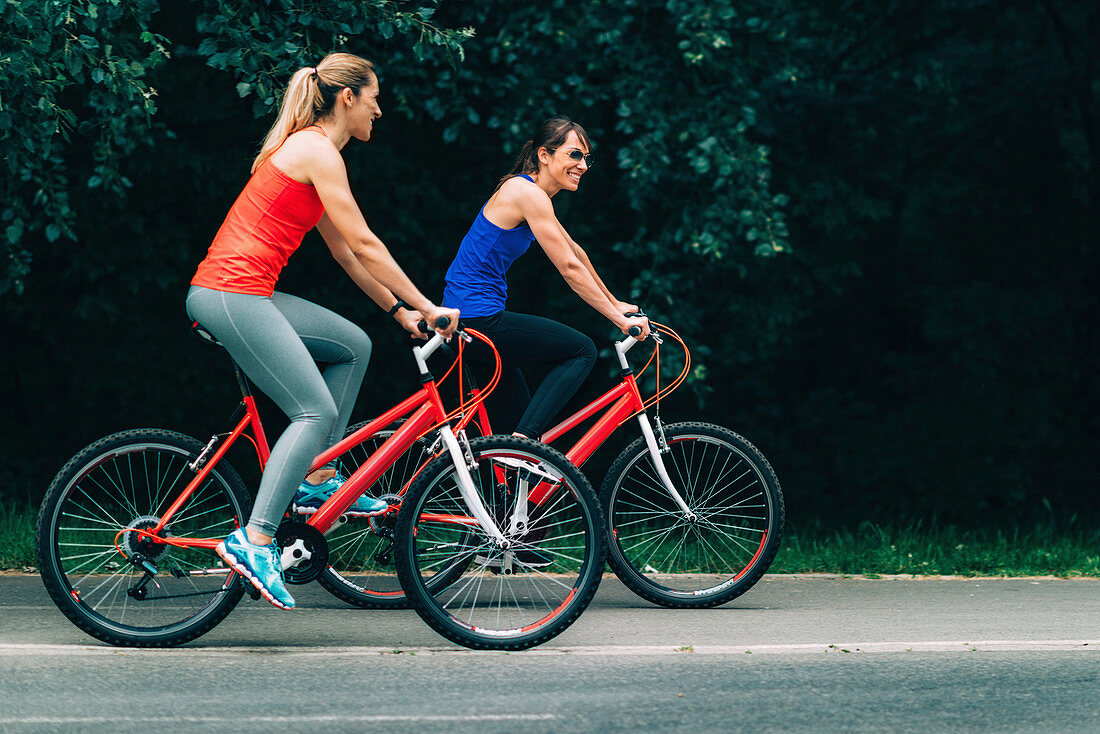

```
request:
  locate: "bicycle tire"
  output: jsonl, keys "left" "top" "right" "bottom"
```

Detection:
{"left": 601, "top": 421, "right": 784, "bottom": 608}
{"left": 314, "top": 421, "right": 437, "bottom": 609}
{"left": 395, "top": 435, "right": 605, "bottom": 650}
{"left": 36, "top": 429, "right": 250, "bottom": 646}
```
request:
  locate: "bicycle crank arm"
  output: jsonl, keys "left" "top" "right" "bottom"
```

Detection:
{"left": 490, "top": 456, "right": 563, "bottom": 482}
{"left": 508, "top": 473, "right": 529, "bottom": 536}
{"left": 170, "top": 567, "right": 233, "bottom": 577}
{"left": 492, "top": 457, "right": 564, "bottom": 536}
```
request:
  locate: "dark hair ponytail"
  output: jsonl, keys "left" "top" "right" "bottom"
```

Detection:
{"left": 495, "top": 115, "right": 592, "bottom": 191}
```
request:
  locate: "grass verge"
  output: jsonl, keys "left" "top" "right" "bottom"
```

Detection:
{"left": 4, "top": 502, "right": 1099, "bottom": 577}
{"left": 1, "top": 502, "right": 36, "bottom": 570}
{"left": 771, "top": 519, "right": 1100, "bottom": 577}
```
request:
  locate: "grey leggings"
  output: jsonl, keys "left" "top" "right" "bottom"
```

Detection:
{"left": 186, "top": 286, "right": 372, "bottom": 535}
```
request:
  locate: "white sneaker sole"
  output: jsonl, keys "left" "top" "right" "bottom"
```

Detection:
{"left": 291, "top": 504, "right": 387, "bottom": 518}
{"left": 215, "top": 542, "right": 295, "bottom": 611}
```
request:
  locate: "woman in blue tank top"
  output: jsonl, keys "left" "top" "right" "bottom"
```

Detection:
{"left": 443, "top": 116, "right": 650, "bottom": 438}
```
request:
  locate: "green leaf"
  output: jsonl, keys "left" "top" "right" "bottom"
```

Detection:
{"left": 6, "top": 220, "right": 24, "bottom": 244}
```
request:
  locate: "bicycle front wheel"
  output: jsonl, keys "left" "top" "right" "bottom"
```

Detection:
{"left": 602, "top": 421, "right": 784, "bottom": 608}
{"left": 315, "top": 421, "right": 435, "bottom": 609}
{"left": 395, "top": 435, "right": 605, "bottom": 650}
{"left": 36, "top": 429, "right": 249, "bottom": 646}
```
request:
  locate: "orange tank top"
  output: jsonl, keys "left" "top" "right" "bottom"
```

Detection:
{"left": 191, "top": 141, "right": 325, "bottom": 296}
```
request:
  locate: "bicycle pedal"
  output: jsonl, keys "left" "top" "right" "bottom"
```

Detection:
{"left": 245, "top": 585, "right": 262, "bottom": 601}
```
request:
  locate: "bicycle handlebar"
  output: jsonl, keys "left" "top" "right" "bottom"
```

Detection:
{"left": 417, "top": 316, "right": 451, "bottom": 334}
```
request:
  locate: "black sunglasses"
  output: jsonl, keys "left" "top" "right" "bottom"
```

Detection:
{"left": 548, "top": 147, "right": 594, "bottom": 167}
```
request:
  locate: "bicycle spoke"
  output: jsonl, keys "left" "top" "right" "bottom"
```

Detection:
{"left": 399, "top": 436, "right": 603, "bottom": 649}
{"left": 39, "top": 433, "right": 248, "bottom": 644}
{"left": 605, "top": 425, "right": 782, "bottom": 603}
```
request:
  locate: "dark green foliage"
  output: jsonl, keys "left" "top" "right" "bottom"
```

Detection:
{"left": 751, "top": 0, "right": 1098, "bottom": 523}
{"left": 0, "top": 0, "right": 1095, "bottom": 530}
{"left": 2, "top": 0, "right": 169, "bottom": 296}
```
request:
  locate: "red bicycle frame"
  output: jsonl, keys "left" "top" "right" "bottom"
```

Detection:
{"left": 453, "top": 323, "right": 697, "bottom": 515}
{"left": 469, "top": 340, "right": 656, "bottom": 465}
{"left": 134, "top": 326, "right": 501, "bottom": 553}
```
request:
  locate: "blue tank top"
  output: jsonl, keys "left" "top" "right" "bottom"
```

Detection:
{"left": 442, "top": 175, "right": 536, "bottom": 317}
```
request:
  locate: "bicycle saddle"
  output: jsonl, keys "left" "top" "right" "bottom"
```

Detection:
{"left": 191, "top": 320, "right": 222, "bottom": 347}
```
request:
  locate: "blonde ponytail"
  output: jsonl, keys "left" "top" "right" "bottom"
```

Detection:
{"left": 251, "top": 53, "right": 377, "bottom": 173}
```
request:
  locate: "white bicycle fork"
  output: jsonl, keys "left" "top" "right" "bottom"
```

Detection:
{"left": 616, "top": 335, "right": 697, "bottom": 522}
{"left": 414, "top": 334, "right": 506, "bottom": 546}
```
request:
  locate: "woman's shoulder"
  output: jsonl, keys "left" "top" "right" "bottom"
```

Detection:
{"left": 497, "top": 175, "right": 546, "bottom": 205}
{"left": 270, "top": 128, "right": 342, "bottom": 181}
{"left": 282, "top": 127, "right": 336, "bottom": 156}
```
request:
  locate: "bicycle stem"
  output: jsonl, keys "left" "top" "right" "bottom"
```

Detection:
{"left": 412, "top": 332, "right": 447, "bottom": 373}
{"left": 614, "top": 335, "right": 638, "bottom": 369}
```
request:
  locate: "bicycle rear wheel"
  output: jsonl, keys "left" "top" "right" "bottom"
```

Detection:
{"left": 601, "top": 421, "right": 784, "bottom": 608}
{"left": 314, "top": 421, "right": 435, "bottom": 609}
{"left": 395, "top": 435, "right": 605, "bottom": 650}
{"left": 36, "top": 429, "right": 249, "bottom": 646}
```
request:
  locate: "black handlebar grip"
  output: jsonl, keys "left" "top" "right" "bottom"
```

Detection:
{"left": 628, "top": 325, "right": 643, "bottom": 337}
{"left": 417, "top": 316, "right": 451, "bottom": 334}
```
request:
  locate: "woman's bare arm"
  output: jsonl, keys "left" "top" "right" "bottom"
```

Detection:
{"left": 300, "top": 137, "right": 457, "bottom": 334}
{"left": 316, "top": 215, "right": 425, "bottom": 335}
{"left": 517, "top": 186, "right": 648, "bottom": 337}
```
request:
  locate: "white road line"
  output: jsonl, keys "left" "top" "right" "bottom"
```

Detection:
{"left": 0, "top": 715, "right": 556, "bottom": 725}
{"left": 0, "top": 640, "right": 1097, "bottom": 656}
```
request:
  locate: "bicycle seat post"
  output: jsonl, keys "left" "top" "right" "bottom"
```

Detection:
{"left": 230, "top": 359, "right": 254, "bottom": 401}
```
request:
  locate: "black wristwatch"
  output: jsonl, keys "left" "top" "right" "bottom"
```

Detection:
{"left": 387, "top": 299, "right": 408, "bottom": 316}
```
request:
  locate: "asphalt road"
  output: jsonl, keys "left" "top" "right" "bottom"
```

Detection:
{"left": 2, "top": 574, "right": 1098, "bottom": 732}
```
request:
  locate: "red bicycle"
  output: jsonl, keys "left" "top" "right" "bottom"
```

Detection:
{"left": 35, "top": 320, "right": 606, "bottom": 650}
{"left": 331, "top": 317, "right": 785, "bottom": 610}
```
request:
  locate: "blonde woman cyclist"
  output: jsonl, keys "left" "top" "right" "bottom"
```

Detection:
{"left": 186, "top": 53, "right": 459, "bottom": 610}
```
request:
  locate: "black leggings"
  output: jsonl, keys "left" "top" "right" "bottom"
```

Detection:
{"left": 462, "top": 311, "right": 597, "bottom": 438}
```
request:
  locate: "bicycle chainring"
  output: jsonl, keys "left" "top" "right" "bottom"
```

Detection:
{"left": 275, "top": 521, "right": 329, "bottom": 585}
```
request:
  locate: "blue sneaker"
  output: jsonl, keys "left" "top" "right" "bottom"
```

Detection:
{"left": 216, "top": 527, "right": 295, "bottom": 610}
{"left": 291, "top": 472, "right": 388, "bottom": 517}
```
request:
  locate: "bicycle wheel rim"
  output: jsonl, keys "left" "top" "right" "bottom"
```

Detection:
{"left": 607, "top": 427, "right": 780, "bottom": 599}
{"left": 399, "top": 438, "right": 603, "bottom": 649}
{"left": 41, "top": 439, "right": 245, "bottom": 640}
